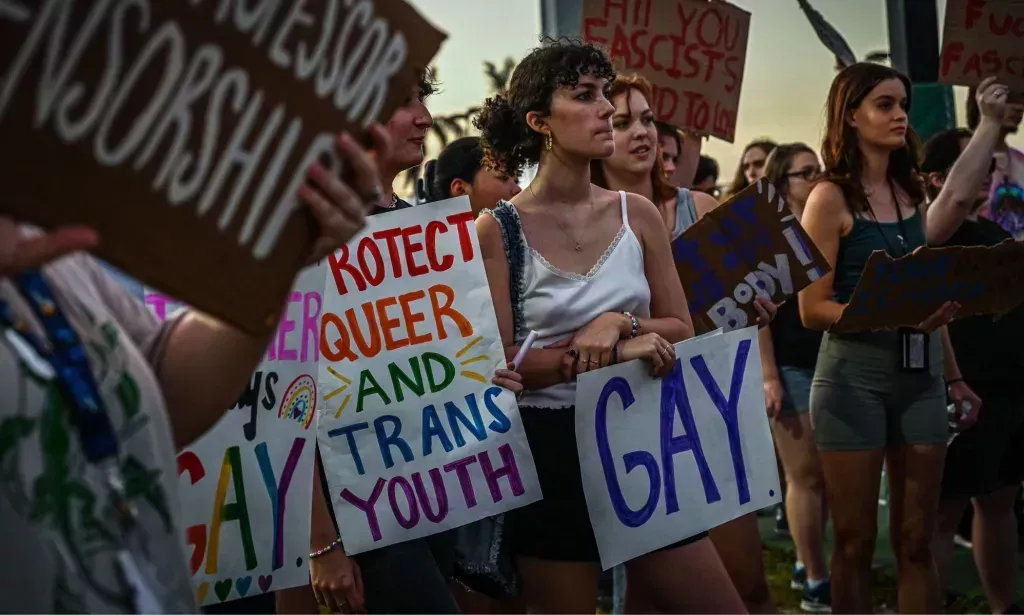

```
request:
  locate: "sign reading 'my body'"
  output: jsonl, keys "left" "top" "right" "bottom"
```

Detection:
{"left": 940, "top": 0, "right": 1024, "bottom": 93}
{"left": 576, "top": 328, "right": 780, "bottom": 569}
{"left": 580, "top": 0, "right": 751, "bottom": 142}
{"left": 316, "top": 197, "right": 541, "bottom": 554}
{"left": 0, "top": 1, "right": 446, "bottom": 336}
{"left": 673, "top": 178, "right": 831, "bottom": 334}
{"left": 147, "top": 266, "right": 325, "bottom": 605}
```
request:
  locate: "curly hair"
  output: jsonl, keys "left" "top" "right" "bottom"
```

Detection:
{"left": 820, "top": 62, "right": 924, "bottom": 213}
{"left": 474, "top": 37, "right": 616, "bottom": 177}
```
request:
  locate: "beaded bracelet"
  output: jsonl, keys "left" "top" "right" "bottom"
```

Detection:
{"left": 310, "top": 537, "right": 343, "bottom": 559}
{"left": 622, "top": 311, "right": 640, "bottom": 339}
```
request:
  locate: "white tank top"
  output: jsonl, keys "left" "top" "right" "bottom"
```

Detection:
{"left": 515, "top": 191, "right": 651, "bottom": 409}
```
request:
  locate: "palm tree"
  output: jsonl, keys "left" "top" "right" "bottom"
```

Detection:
{"left": 796, "top": 0, "right": 890, "bottom": 70}
{"left": 400, "top": 57, "right": 517, "bottom": 197}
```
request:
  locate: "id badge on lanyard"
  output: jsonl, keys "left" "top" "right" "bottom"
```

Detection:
{"left": 898, "top": 327, "right": 929, "bottom": 372}
{"left": 1, "top": 272, "right": 167, "bottom": 613}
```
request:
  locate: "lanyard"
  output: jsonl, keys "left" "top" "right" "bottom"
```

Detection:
{"left": 0, "top": 270, "right": 119, "bottom": 464}
{"left": 866, "top": 182, "right": 910, "bottom": 257}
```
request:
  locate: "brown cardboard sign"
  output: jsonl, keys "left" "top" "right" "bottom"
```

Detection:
{"left": 830, "top": 241, "right": 1024, "bottom": 334}
{"left": 673, "top": 179, "right": 831, "bottom": 334}
{"left": 939, "top": 0, "right": 1024, "bottom": 93}
{"left": 0, "top": 1, "right": 446, "bottom": 336}
{"left": 580, "top": 0, "right": 750, "bottom": 142}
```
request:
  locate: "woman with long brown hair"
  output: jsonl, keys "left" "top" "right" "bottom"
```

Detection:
{"left": 590, "top": 73, "right": 777, "bottom": 614}
{"left": 798, "top": 63, "right": 981, "bottom": 613}
{"left": 724, "top": 139, "right": 777, "bottom": 200}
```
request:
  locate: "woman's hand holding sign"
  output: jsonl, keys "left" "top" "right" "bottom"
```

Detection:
{"left": 302, "top": 123, "right": 393, "bottom": 265}
{"left": 619, "top": 333, "right": 677, "bottom": 378}
{"left": 0, "top": 217, "right": 99, "bottom": 277}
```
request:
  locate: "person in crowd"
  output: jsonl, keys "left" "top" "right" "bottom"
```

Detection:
{"left": 419, "top": 136, "right": 522, "bottom": 213}
{"left": 655, "top": 120, "right": 701, "bottom": 190}
{"left": 474, "top": 39, "right": 771, "bottom": 613}
{"left": 0, "top": 114, "right": 393, "bottom": 611}
{"left": 759, "top": 143, "right": 830, "bottom": 613}
{"left": 275, "top": 76, "right": 524, "bottom": 615}
{"left": 923, "top": 78, "right": 1024, "bottom": 615}
{"left": 590, "top": 72, "right": 778, "bottom": 614}
{"left": 966, "top": 83, "right": 1024, "bottom": 240}
{"left": 724, "top": 139, "right": 777, "bottom": 200}
{"left": 693, "top": 155, "right": 720, "bottom": 197}
{"left": 798, "top": 62, "right": 982, "bottom": 613}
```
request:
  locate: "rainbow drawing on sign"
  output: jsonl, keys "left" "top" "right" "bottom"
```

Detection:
{"left": 279, "top": 375, "right": 317, "bottom": 430}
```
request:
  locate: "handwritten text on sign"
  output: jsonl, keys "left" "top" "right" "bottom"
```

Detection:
{"left": 581, "top": 0, "right": 751, "bottom": 142}
{"left": 317, "top": 197, "right": 541, "bottom": 555}
{"left": 152, "top": 267, "right": 324, "bottom": 605}
{"left": 940, "top": 0, "right": 1024, "bottom": 91}
{"left": 0, "top": 0, "right": 445, "bottom": 336}
{"left": 576, "top": 328, "right": 780, "bottom": 569}
{"left": 673, "top": 179, "right": 831, "bottom": 334}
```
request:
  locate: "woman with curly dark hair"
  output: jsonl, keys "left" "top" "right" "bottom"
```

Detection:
{"left": 798, "top": 63, "right": 981, "bottom": 613}
{"left": 474, "top": 39, "right": 747, "bottom": 613}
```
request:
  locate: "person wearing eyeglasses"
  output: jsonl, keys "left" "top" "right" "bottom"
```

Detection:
{"left": 757, "top": 143, "right": 832, "bottom": 613}
{"left": 922, "top": 78, "right": 1024, "bottom": 615}
{"left": 724, "top": 140, "right": 777, "bottom": 201}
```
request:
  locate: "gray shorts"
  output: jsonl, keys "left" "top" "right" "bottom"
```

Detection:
{"left": 810, "top": 331, "right": 948, "bottom": 451}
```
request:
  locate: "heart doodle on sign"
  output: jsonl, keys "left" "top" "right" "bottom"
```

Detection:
{"left": 214, "top": 579, "right": 233, "bottom": 602}
{"left": 196, "top": 582, "right": 210, "bottom": 604}
{"left": 258, "top": 575, "right": 273, "bottom": 593}
{"left": 236, "top": 576, "right": 252, "bottom": 597}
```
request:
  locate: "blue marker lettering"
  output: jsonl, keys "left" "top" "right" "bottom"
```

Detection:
{"left": 327, "top": 422, "right": 370, "bottom": 475}
{"left": 373, "top": 415, "right": 414, "bottom": 469}
{"left": 660, "top": 360, "right": 721, "bottom": 511}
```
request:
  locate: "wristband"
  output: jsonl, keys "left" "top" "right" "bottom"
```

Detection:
{"left": 945, "top": 377, "right": 964, "bottom": 387}
{"left": 310, "top": 537, "right": 343, "bottom": 559}
{"left": 621, "top": 311, "right": 639, "bottom": 339}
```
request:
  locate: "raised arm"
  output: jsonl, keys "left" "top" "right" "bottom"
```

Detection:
{"left": 798, "top": 182, "right": 852, "bottom": 331}
{"left": 926, "top": 78, "right": 1008, "bottom": 245}
{"left": 477, "top": 212, "right": 569, "bottom": 390}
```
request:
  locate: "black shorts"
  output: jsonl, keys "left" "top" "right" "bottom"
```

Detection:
{"left": 942, "top": 381, "right": 1024, "bottom": 498}
{"left": 505, "top": 406, "right": 707, "bottom": 562}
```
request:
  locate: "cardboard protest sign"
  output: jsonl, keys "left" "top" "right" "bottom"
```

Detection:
{"left": 673, "top": 178, "right": 831, "bottom": 334}
{"left": 316, "top": 197, "right": 541, "bottom": 554}
{"left": 940, "top": 0, "right": 1024, "bottom": 93}
{"left": 0, "top": 1, "right": 446, "bottom": 337}
{"left": 830, "top": 241, "right": 1024, "bottom": 333}
{"left": 575, "top": 327, "right": 780, "bottom": 569}
{"left": 580, "top": 0, "right": 751, "bottom": 142}
{"left": 148, "top": 266, "right": 324, "bottom": 605}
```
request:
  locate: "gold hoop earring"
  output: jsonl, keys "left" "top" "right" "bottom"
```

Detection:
{"left": 545, "top": 133, "right": 553, "bottom": 151}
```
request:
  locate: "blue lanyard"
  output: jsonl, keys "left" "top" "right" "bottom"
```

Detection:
{"left": 0, "top": 270, "right": 119, "bottom": 464}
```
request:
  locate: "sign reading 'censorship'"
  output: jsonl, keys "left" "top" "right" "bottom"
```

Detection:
{"left": 0, "top": 1, "right": 446, "bottom": 336}
{"left": 581, "top": 0, "right": 751, "bottom": 142}
{"left": 673, "top": 179, "right": 831, "bottom": 334}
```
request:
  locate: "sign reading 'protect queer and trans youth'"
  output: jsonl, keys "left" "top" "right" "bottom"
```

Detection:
{"left": 581, "top": 0, "right": 751, "bottom": 142}
{"left": 575, "top": 327, "right": 780, "bottom": 570}
{"left": 317, "top": 197, "right": 541, "bottom": 555}
{"left": 147, "top": 267, "right": 324, "bottom": 605}
{"left": 0, "top": 1, "right": 446, "bottom": 337}
{"left": 673, "top": 178, "right": 831, "bottom": 334}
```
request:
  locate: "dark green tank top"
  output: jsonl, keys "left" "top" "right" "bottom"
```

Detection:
{"left": 833, "top": 208, "right": 924, "bottom": 304}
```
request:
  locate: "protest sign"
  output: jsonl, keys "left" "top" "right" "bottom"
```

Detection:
{"left": 575, "top": 327, "right": 780, "bottom": 569}
{"left": 316, "top": 196, "right": 541, "bottom": 555}
{"left": 940, "top": 0, "right": 1024, "bottom": 93}
{"left": 580, "top": 0, "right": 751, "bottom": 142}
{"left": 673, "top": 178, "right": 831, "bottom": 334}
{"left": 148, "top": 266, "right": 324, "bottom": 605}
{"left": 830, "top": 241, "right": 1024, "bottom": 333}
{"left": 0, "top": 1, "right": 446, "bottom": 337}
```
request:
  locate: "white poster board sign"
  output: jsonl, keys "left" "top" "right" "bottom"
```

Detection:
{"left": 575, "top": 327, "right": 780, "bottom": 569}
{"left": 147, "top": 266, "right": 323, "bottom": 605}
{"left": 317, "top": 196, "right": 541, "bottom": 554}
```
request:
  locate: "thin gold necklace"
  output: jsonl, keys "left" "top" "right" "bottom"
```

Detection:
{"left": 529, "top": 184, "right": 593, "bottom": 252}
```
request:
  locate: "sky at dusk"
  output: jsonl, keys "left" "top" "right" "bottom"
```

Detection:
{"left": 406, "top": 0, "right": 1022, "bottom": 180}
